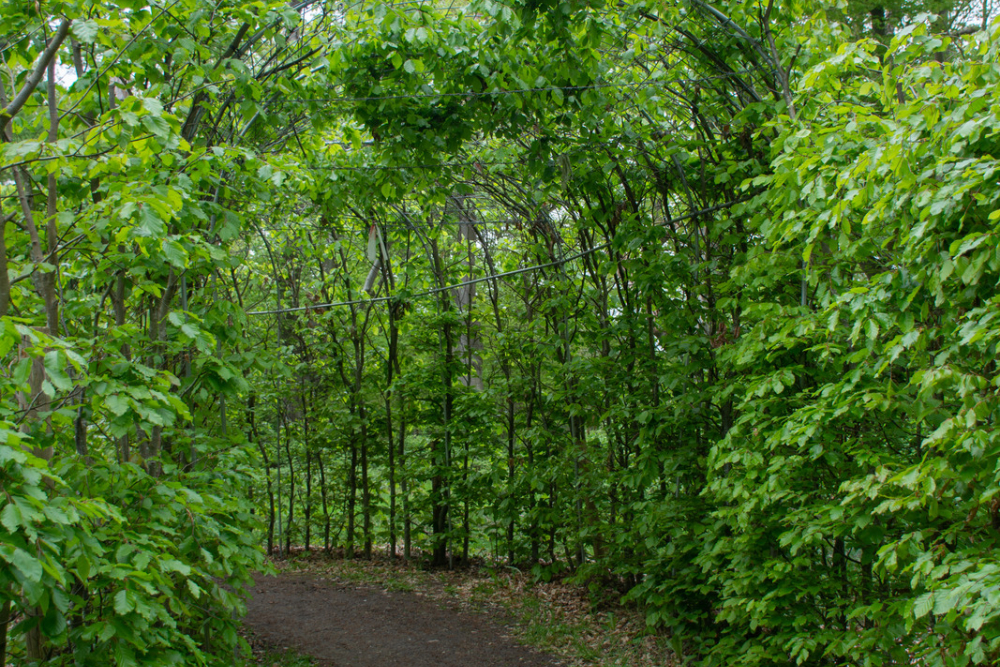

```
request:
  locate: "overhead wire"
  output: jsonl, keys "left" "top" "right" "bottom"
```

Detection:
{"left": 248, "top": 245, "right": 607, "bottom": 316}
{"left": 258, "top": 128, "right": 704, "bottom": 172}
{"left": 246, "top": 199, "right": 744, "bottom": 316}
{"left": 267, "top": 68, "right": 756, "bottom": 105}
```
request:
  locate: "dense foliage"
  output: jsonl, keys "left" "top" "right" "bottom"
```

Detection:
{"left": 2, "top": 0, "right": 999, "bottom": 665}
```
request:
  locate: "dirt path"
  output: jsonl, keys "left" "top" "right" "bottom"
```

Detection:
{"left": 243, "top": 574, "right": 563, "bottom": 667}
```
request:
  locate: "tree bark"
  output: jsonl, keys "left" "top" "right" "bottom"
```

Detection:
{"left": 0, "top": 598, "right": 10, "bottom": 667}
{"left": 0, "top": 20, "right": 71, "bottom": 136}
{"left": 284, "top": 413, "right": 295, "bottom": 554}
{"left": 346, "top": 440, "right": 357, "bottom": 558}
{"left": 0, "top": 209, "right": 10, "bottom": 318}
{"left": 304, "top": 451, "right": 312, "bottom": 552}
{"left": 249, "top": 395, "right": 275, "bottom": 554}
{"left": 302, "top": 389, "right": 312, "bottom": 552}
{"left": 318, "top": 450, "right": 330, "bottom": 553}
{"left": 431, "top": 239, "right": 453, "bottom": 568}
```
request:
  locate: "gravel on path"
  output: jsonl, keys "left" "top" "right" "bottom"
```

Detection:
{"left": 244, "top": 574, "right": 563, "bottom": 667}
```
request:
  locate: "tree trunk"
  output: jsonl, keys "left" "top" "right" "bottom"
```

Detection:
{"left": 284, "top": 414, "right": 295, "bottom": 554}
{"left": 0, "top": 206, "right": 10, "bottom": 318}
{"left": 431, "top": 239, "right": 453, "bottom": 568}
{"left": 0, "top": 598, "right": 10, "bottom": 667}
{"left": 507, "top": 397, "right": 516, "bottom": 565}
{"left": 274, "top": 396, "right": 284, "bottom": 557}
{"left": 361, "top": 421, "right": 371, "bottom": 560}
{"left": 386, "top": 394, "right": 396, "bottom": 559}
{"left": 400, "top": 409, "right": 410, "bottom": 561}
{"left": 248, "top": 395, "right": 275, "bottom": 554}
{"left": 304, "top": 449, "right": 312, "bottom": 552}
{"left": 318, "top": 451, "right": 331, "bottom": 553}
{"left": 346, "top": 440, "right": 357, "bottom": 558}
{"left": 302, "top": 384, "right": 312, "bottom": 552}
{"left": 353, "top": 322, "right": 372, "bottom": 561}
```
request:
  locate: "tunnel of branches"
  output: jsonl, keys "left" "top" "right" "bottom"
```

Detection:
{"left": 2, "top": 0, "right": 999, "bottom": 665}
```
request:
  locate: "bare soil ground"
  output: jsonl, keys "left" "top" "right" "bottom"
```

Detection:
{"left": 243, "top": 573, "right": 563, "bottom": 667}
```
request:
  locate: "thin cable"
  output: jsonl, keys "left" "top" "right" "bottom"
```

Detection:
{"left": 249, "top": 244, "right": 606, "bottom": 315}
{"left": 273, "top": 70, "right": 755, "bottom": 105}
{"left": 255, "top": 123, "right": 705, "bottom": 173}
{"left": 307, "top": 161, "right": 514, "bottom": 171}
{"left": 269, "top": 135, "right": 692, "bottom": 172}
{"left": 246, "top": 199, "right": 743, "bottom": 316}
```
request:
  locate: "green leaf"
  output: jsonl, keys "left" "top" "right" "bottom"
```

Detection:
{"left": 44, "top": 351, "right": 73, "bottom": 392}
{"left": 0, "top": 503, "right": 20, "bottom": 531}
{"left": 162, "top": 240, "right": 188, "bottom": 268}
{"left": 41, "top": 504, "right": 70, "bottom": 525}
{"left": 141, "top": 114, "right": 171, "bottom": 139}
{"left": 114, "top": 590, "right": 134, "bottom": 615}
{"left": 106, "top": 394, "right": 130, "bottom": 417}
{"left": 933, "top": 588, "right": 960, "bottom": 615}
{"left": 142, "top": 97, "right": 164, "bottom": 116}
{"left": 949, "top": 233, "right": 987, "bottom": 258}
{"left": 137, "top": 206, "right": 165, "bottom": 237}
{"left": 40, "top": 607, "right": 67, "bottom": 637}
{"left": 11, "top": 548, "right": 43, "bottom": 583}
{"left": 913, "top": 592, "right": 934, "bottom": 619}
{"left": 71, "top": 20, "right": 99, "bottom": 44}
{"left": 865, "top": 319, "right": 879, "bottom": 340}
{"left": 160, "top": 558, "right": 191, "bottom": 576}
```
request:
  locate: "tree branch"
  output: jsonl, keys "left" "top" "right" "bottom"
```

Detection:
{"left": 0, "top": 19, "right": 71, "bottom": 137}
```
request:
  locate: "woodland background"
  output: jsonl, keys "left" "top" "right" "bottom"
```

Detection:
{"left": 2, "top": 0, "right": 1000, "bottom": 664}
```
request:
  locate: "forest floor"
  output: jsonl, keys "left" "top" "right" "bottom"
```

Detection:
{"left": 241, "top": 551, "right": 676, "bottom": 667}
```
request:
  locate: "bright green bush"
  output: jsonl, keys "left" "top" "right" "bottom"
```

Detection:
{"left": 701, "top": 19, "right": 1000, "bottom": 666}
